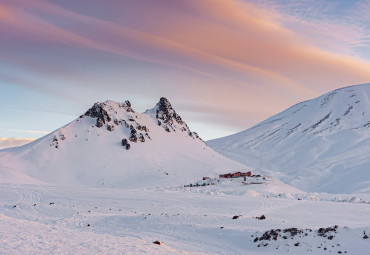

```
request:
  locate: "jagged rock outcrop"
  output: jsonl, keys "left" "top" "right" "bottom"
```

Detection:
{"left": 155, "top": 97, "right": 185, "bottom": 130}
{"left": 84, "top": 103, "right": 112, "bottom": 128}
{"left": 138, "top": 133, "right": 145, "bottom": 142}
{"left": 122, "top": 100, "right": 133, "bottom": 112}
{"left": 121, "top": 138, "right": 130, "bottom": 150}
{"left": 51, "top": 136, "right": 59, "bottom": 149}
{"left": 107, "top": 124, "right": 114, "bottom": 132}
{"left": 58, "top": 98, "right": 203, "bottom": 152}
{"left": 129, "top": 125, "right": 138, "bottom": 143}
{"left": 148, "top": 97, "right": 203, "bottom": 142}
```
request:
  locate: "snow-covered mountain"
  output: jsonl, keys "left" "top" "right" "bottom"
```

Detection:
{"left": 208, "top": 83, "right": 370, "bottom": 193}
{"left": 3, "top": 95, "right": 370, "bottom": 255}
{"left": 0, "top": 98, "right": 246, "bottom": 188}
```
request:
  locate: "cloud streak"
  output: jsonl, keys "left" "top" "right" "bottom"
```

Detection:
{"left": 1, "top": 0, "right": 370, "bottom": 138}
{"left": 0, "top": 129, "right": 50, "bottom": 135}
{"left": 2, "top": 0, "right": 370, "bottom": 89}
{"left": 0, "top": 138, "right": 35, "bottom": 150}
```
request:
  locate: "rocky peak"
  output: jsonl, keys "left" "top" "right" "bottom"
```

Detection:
{"left": 80, "top": 98, "right": 203, "bottom": 149}
{"left": 83, "top": 102, "right": 112, "bottom": 128}
{"left": 151, "top": 97, "right": 203, "bottom": 142}
{"left": 155, "top": 97, "right": 184, "bottom": 127}
{"left": 122, "top": 100, "right": 133, "bottom": 112}
{"left": 157, "top": 97, "right": 172, "bottom": 111}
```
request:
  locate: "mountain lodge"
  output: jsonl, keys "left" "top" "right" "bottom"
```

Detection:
{"left": 219, "top": 171, "right": 251, "bottom": 178}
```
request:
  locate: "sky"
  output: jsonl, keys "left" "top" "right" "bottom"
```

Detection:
{"left": 1, "top": 0, "right": 370, "bottom": 149}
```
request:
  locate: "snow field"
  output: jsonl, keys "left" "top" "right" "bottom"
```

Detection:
{"left": 1, "top": 183, "right": 370, "bottom": 254}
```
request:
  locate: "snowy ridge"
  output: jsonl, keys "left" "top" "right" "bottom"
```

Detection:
{"left": 0, "top": 98, "right": 246, "bottom": 188}
{"left": 208, "top": 83, "right": 370, "bottom": 193}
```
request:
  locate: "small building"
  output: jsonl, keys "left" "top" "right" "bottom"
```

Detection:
{"left": 219, "top": 173, "right": 233, "bottom": 178}
{"left": 232, "top": 172, "right": 242, "bottom": 178}
{"left": 241, "top": 171, "right": 252, "bottom": 177}
{"left": 220, "top": 171, "right": 252, "bottom": 178}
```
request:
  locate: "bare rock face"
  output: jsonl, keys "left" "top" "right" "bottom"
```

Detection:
{"left": 79, "top": 98, "right": 204, "bottom": 152}
{"left": 189, "top": 132, "right": 201, "bottom": 139}
{"left": 138, "top": 133, "right": 145, "bottom": 142}
{"left": 129, "top": 125, "right": 138, "bottom": 142}
{"left": 155, "top": 97, "right": 184, "bottom": 130}
{"left": 51, "top": 136, "right": 59, "bottom": 149}
{"left": 153, "top": 97, "right": 203, "bottom": 141}
{"left": 107, "top": 124, "right": 114, "bottom": 132}
{"left": 84, "top": 103, "right": 112, "bottom": 128}
{"left": 121, "top": 139, "right": 130, "bottom": 150}
{"left": 137, "top": 124, "right": 149, "bottom": 132}
{"left": 122, "top": 100, "right": 133, "bottom": 112}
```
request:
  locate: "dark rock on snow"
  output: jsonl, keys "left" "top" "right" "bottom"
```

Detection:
{"left": 84, "top": 103, "right": 112, "bottom": 128}
{"left": 256, "top": 215, "right": 266, "bottom": 220}
{"left": 129, "top": 126, "right": 138, "bottom": 143}
{"left": 121, "top": 139, "right": 130, "bottom": 150}
{"left": 138, "top": 133, "right": 145, "bottom": 142}
{"left": 122, "top": 100, "right": 133, "bottom": 112}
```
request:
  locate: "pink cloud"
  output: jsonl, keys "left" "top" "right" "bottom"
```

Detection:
{"left": 0, "top": 138, "right": 34, "bottom": 150}
{"left": 1, "top": 0, "right": 370, "bottom": 132}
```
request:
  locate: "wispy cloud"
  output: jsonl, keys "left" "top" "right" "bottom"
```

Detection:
{"left": 247, "top": 0, "right": 370, "bottom": 56}
{"left": 2, "top": 0, "right": 369, "bottom": 90}
{"left": 0, "top": 129, "right": 50, "bottom": 135}
{"left": 0, "top": 138, "right": 35, "bottom": 150}
{"left": 1, "top": 0, "right": 370, "bottom": 137}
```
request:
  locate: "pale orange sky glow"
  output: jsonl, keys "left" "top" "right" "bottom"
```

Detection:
{"left": 1, "top": 0, "right": 370, "bottom": 144}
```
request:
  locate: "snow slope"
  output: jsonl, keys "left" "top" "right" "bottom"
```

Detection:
{"left": 1, "top": 183, "right": 370, "bottom": 254}
{"left": 0, "top": 98, "right": 246, "bottom": 188}
{"left": 208, "top": 83, "right": 370, "bottom": 193}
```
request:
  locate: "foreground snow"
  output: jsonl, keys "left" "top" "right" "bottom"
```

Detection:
{"left": 1, "top": 181, "right": 370, "bottom": 254}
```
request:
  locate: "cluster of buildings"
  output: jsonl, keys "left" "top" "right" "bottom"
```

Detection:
{"left": 201, "top": 171, "right": 252, "bottom": 181}
{"left": 218, "top": 171, "right": 251, "bottom": 179}
{"left": 184, "top": 171, "right": 257, "bottom": 188}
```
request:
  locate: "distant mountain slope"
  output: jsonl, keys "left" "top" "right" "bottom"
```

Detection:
{"left": 208, "top": 83, "right": 370, "bottom": 193}
{"left": 0, "top": 98, "right": 246, "bottom": 188}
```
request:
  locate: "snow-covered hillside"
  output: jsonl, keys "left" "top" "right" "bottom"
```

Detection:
{"left": 0, "top": 98, "right": 246, "bottom": 188}
{"left": 208, "top": 83, "right": 370, "bottom": 193}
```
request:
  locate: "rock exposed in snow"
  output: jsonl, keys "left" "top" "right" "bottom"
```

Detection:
{"left": 146, "top": 97, "right": 202, "bottom": 141}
